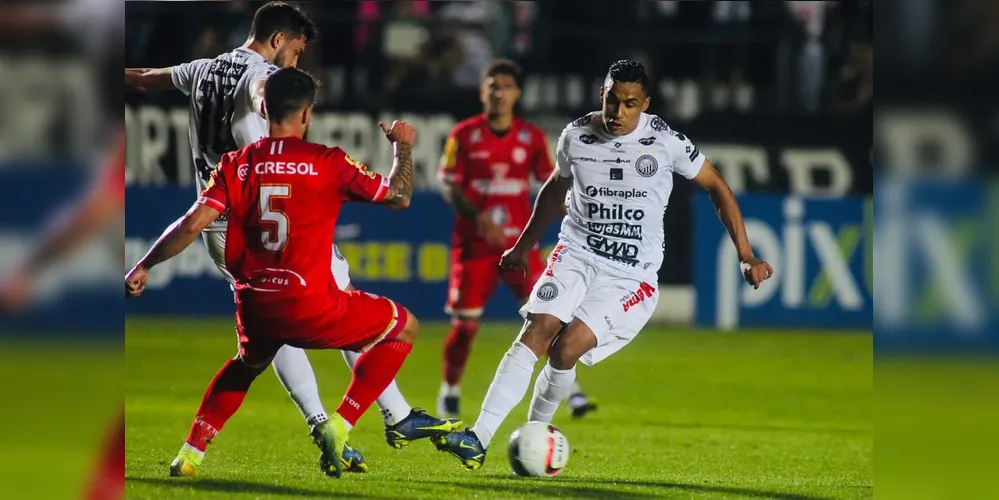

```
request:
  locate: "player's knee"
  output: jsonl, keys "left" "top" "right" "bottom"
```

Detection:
{"left": 235, "top": 353, "right": 272, "bottom": 374}
{"left": 518, "top": 313, "right": 564, "bottom": 358}
{"left": 453, "top": 315, "right": 481, "bottom": 335}
{"left": 548, "top": 324, "right": 596, "bottom": 369}
{"left": 548, "top": 341, "right": 583, "bottom": 370}
{"left": 395, "top": 307, "right": 419, "bottom": 344}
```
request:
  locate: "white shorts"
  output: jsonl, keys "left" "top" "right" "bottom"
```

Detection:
{"left": 519, "top": 242, "right": 659, "bottom": 366}
{"left": 201, "top": 231, "right": 352, "bottom": 292}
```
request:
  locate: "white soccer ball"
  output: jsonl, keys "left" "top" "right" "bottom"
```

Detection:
{"left": 507, "top": 421, "right": 570, "bottom": 477}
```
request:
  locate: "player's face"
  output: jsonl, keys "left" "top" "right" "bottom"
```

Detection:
{"left": 272, "top": 34, "right": 307, "bottom": 68}
{"left": 600, "top": 80, "right": 650, "bottom": 136}
{"left": 480, "top": 74, "right": 520, "bottom": 117}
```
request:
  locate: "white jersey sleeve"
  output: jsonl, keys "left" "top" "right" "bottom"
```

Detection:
{"left": 662, "top": 124, "right": 706, "bottom": 180}
{"left": 171, "top": 59, "right": 211, "bottom": 96}
{"left": 555, "top": 125, "right": 573, "bottom": 178}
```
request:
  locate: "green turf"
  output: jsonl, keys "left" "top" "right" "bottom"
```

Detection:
{"left": 125, "top": 318, "right": 872, "bottom": 500}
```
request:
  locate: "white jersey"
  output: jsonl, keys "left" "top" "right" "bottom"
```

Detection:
{"left": 556, "top": 111, "right": 705, "bottom": 275}
{"left": 171, "top": 47, "right": 277, "bottom": 231}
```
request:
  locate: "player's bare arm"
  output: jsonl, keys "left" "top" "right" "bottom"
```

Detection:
{"left": 377, "top": 121, "right": 416, "bottom": 210}
{"left": 125, "top": 68, "right": 175, "bottom": 92}
{"left": 125, "top": 202, "right": 221, "bottom": 297}
{"left": 0, "top": 167, "right": 123, "bottom": 311}
{"left": 691, "top": 159, "right": 774, "bottom": 288}
{"left": 442, "top": 181, "right": 505, "bottom": 248}
{"left": 500, "top": 172, "right": 571, "bottom": 270}
{"left": 441, "top": 181, "right": 480, "bottom": 220}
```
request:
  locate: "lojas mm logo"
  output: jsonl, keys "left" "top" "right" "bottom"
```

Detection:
{"left": 694, "top": 194, "right": 873, "bottom": 330}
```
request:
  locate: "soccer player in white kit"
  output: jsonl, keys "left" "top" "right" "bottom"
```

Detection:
{"left": 433, "top": 60, "right": 775, "bottom": 469}
{"left": 125, "top": 2, "right": 459, "bottom": 475}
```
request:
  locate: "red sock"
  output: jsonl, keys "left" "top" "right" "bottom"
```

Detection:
{"left": 443, "top": 319, "right": 479, "bottom": 385}
{"left": 336, "top": 340, "right": 413, "bottom": 425}
{"left": 185, "top": 359, "right": 261, "bottom": 451}
{"left": 85, "top": 410, "right": 124, "bottom": 500}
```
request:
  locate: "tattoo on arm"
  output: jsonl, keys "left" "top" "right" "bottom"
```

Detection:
{"left": 443, "top": 182, "right": 479, "bottom": 220}
{"left": 381, "top": 143, "right": 414, "bottom": 209}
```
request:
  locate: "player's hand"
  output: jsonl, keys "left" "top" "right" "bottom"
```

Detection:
{"left": 378, "top": 120, "right": 417, "bottom": 146}
{"left": 125, "top": 266, "right": 149, "bottom": 298}
{"left": 477, "top": 213, "right": 506, "bottom": 248}
{"left": 499, "top": 246, "right": 529, "bottom": 273}
{"left": 0, "top": 268, "right": 33, "bottom": 313}
{"left": 740, "top": 257, "right": 774, "bottom": 290}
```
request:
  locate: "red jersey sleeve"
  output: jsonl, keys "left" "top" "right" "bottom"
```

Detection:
{"left": 531, "top": 127, "right": 555, "bottom": 182}
{"left": 437, "top": 129, "right": 466, "bottom": 185}
{"left": 329, "top": 147, "right": 391, "bottom": 203}
{"left": 198, "top": 155, "right": 231, "bottom": 213}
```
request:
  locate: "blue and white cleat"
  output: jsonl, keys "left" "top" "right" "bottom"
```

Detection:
{"left": 568, "top": 392, "right": 598, "bottom": 419}
{"left": 385, "top": 408, "right": 463, "bottom": 449}
{"left": 340, "top": 442, "right": 368, "bottom": 473}
{"left": 432, "top": 428, "right": 486, "bottom": 470}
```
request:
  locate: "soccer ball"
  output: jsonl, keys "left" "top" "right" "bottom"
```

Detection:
{"left": 507, "top": 421, "right": 570, "bottom": 477}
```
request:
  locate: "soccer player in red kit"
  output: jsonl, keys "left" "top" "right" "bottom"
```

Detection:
{"left": 125, "top": 68, "right": 421, "bottom": 479}
{"left": 437, "top": 59, "right": 595, "bottom": 419}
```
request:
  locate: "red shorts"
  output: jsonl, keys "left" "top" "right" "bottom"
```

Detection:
{"left": 445, "top": 249, "right": 544, "bottom": 317}
{"left": 235, "top": 290, "right": 409, "bottom": 367}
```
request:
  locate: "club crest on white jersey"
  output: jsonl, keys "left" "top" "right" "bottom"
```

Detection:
{"left": 555, "top": 112, "right": 706, "bottom": 274}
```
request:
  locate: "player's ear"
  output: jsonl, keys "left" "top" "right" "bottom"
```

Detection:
{"left": 479, "top": 82, "right": 490, "bottom": 105}
{"left": 270, "top": 31, "right": 285, "bottom": 50}
{"left": 641, "top": 96, "right": 650, "bottom": 112}
{"left": 302, "top": 105, "right": 312, "bottom": 126}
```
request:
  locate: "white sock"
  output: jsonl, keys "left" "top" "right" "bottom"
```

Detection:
{"left": 529, "top": 363, "right": 576, "bottom": 423}
{"left": 470, "top": 341, "right": 538, "bottom": 449}
{"left": 439, "top": 381, "right": 460, "bottom": 397}
{"left": 272, "top": 346, "right": 328, "bottom": 427}
{"left": 342, "top": 350, "right": 412, "bottom": 426}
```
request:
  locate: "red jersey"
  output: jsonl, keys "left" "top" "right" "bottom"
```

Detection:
{"left": 199, "top": 136, "right": 390, "bottom": 320}
{"left": 438, "top": 115, "right": 554, "bottom": 259}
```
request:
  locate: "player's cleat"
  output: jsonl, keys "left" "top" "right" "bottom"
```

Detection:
{"left": 385, "top": 408, "right": 463, "bottom": 449}
{"left": 437, "top": 395, "right": 460, "bottom": 419}
{"left": 341, "top": 442, "right": 368, "bottom": 473}
{"left": 432, "top": 428, "right": 486, "bottom": 470}
{"left": 168, "top": 448, "right": 203, "bottom": 477}
{"left": 311, "top": 414, "right": 350, "bottom": 478}
{"left": 568, "top": 393, "right": 598, "bottom": 419}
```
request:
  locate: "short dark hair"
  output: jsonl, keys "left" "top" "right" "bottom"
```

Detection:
{"left": 264, "top": 67, "right": 318, "bottom": 123}
{"left": 482, "top": 58, "right": 523, "bottom": 87}
{"left": 250, "top": 2, "right": 318, "bottom": 44}
{"left": 606, "top": 60, "right": 651, "bottom": 95}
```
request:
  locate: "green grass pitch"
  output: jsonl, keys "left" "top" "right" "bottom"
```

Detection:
{"left": 125, "top": 318, "right": 872, "bottom": 499}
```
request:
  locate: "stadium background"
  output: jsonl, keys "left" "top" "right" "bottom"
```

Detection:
{"left": 123, "top": 0, "right": 874, "bottom": 332}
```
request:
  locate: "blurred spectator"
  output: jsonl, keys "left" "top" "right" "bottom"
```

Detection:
{"left": 126, "top": 0, "right": 874, "bottom": 118}
{"left": 437, "top": 1, "right": 501, "bottom": 90}
{"left": 785, "top": 1, "right": 829, "bottom": 114}
{"left": 828, "top": 38, "right": 873, "bottom": 115}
